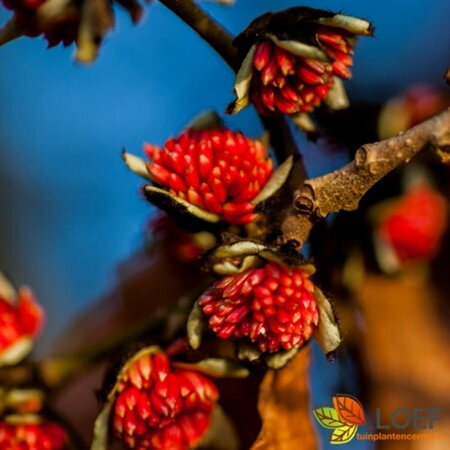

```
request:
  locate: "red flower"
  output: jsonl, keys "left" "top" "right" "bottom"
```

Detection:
{"left": 198, "top": 261, "right": 319, "bottom": 353}
{"left": 0, "top": 421, "right": 67, "bottom": 450}
{"left": 229, "top": 8, "right": 373, "bottom": 117}
{"left": 250, "top": 28, "right": 354, "bottom": 115}
{"left": 112, "top": 351, "right": 219, "bottom": 450}
{"left": 143, "top": 129, "right": 274, "bottom": 225}
{"left": 379, "top": 186, "right": 448, "bottom": 262}
{"left": 0, "top": 285, "right": 43, "bottom": 364}
{"left": 378, "top": 84, "right": 450, "bottom": 139}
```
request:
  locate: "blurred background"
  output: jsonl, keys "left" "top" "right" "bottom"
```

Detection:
{"left": 0, "top": 1, "right": 449, "bottom": 448}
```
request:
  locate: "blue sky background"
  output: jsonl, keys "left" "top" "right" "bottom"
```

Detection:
{"left": 0, "top": 2, "right": 449, "bottom": 447}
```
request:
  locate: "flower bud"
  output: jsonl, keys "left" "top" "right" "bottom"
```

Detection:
{"left": 125, "top": 128, "right": 278, "bottom": 225}
{"left": 229, "top": 7, "right": 373, "bottom": 116}
{"left": 198, "top": 261, "right": 319, "bottom": 353}
{"left": 0, "top": 420, "right": 67, "bottom": 450}
{"left": 111, "top": 350, "right": 219, "bottom": 449}
{"left": 378, "top": 84, "right": 450, "bottom": 139}
{"left": 377, "top": 186, "right": 448, "bottom": 265}
{"left": 0, "top": 275, "right": 43, "bottom": 366}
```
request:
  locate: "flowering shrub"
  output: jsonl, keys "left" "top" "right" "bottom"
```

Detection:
{"left": 1, "top": 1, "right": 449, "bottom": 450}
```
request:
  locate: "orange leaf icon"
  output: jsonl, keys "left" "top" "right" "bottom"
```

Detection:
{"left": 332, "top": 394, "right": 366, "bottom": 426}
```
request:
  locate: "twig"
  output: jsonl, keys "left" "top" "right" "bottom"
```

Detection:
{"left": 280, "top": 108, "right": 450, "bottom": 245}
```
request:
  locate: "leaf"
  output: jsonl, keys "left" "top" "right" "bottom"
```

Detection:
{"left": 174, "top": 358, "right": 249, "bottom": 378}
{"left": 4, "top": 389, "right": 44, "bottom": 414}
{"left": 324, "top": 78, "right": 349, "bottom": 110}
{"left": 0, "top": 272, "right": 16, "bottom": 303}
{"left": 313, "top": 287, "right": 342, "bottom": 355}
{"left": 0, "top": 337, "right": 33, "bottom": 367}
{"left": 330, "top": 424, "right": 357, "bottom": 444}
{"left": 227, "top": 45, "right": 256, "bottom": 114}
{"left": 252, "top": 156, "right": 294, "bottom": 205}
{"left": 90, "top": 400, "right": 113, "bottom": 450}
{"left": 315, "top": 14, "right": 374, "bottom": 36}
{"left": 292, "top": 113, "right": 317, "bottom": 135}
{"left": 333, "top": 394, "right": 366, "bottom": 425}
{"left": 4, "top": 414, "right": 41, "bottom": 425}
{"left": 267, "top": 34, "right": 328, "bottom": 62}
{"left": 187, "top": 300, "right": 206, "bottom": 350}
{"left": 143, "top": 185, "right": 220, "bottom": 224}
{"left": 185, "top": 110, "right": 223, "bottom": 131}
{"left": 76, "top": 0, "right": 114, "bottom": 63}
{"left": 212, "top": 241, "right": 268, "bottom": 259}
{"left": 205, "top": 240, "right": 268, "bottom": 275}
{"left": 122, "top": 151, "right": 152, "bottom": 180}
{"left": 312, "top": 407, "right": 344, "bottom": 429}
{"left": 237, "top": 342, "right": 262, "bottom": 362}
{"left": 212, "top": 255, "right": 260, "bottom": 275}
{"left": 251, "top": 349, "right": 318, "bottom": 450}
{"left": 265, "top": 347, "right": 299, "bottom": 369}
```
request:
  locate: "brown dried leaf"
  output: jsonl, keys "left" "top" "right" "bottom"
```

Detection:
{"left": 251, "top": 348, "right": 318, "bottom": 450}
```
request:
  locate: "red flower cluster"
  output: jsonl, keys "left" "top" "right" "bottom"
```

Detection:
{"left": 379, "top": 186, "right": 448, "bottom": 262}
{"left": 0, "top": 287, "right": 43, "bottom": 360}
{"left": 199, "top": 261, "right": 319, "bottom": 353}
{"left": 144, "top": 129, "right": 274, "bottom": 224}
{"left": 112, "top": 351, "right": 219, "bottom": 449}
{"left": 250, "top": 28, "right": 354, "bottom": 115}
{"left": 0, "top": 422, "right": 67, "bottom": 450}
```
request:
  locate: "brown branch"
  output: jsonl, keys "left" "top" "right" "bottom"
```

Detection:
{"left": 280, "top": 107, "right": 450, "bottom": 245}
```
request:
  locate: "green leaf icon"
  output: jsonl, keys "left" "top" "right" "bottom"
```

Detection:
{"left": 330, "top": 424, "right": 358, "bottom": 444}
{"left": 313, "top": 407, "right": 345, "bottom": 429}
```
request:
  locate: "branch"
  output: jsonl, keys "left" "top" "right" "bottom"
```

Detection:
{"left": 158, "top": 0, "right": 302, "bottom": 168}
{"left": 280, "top": 108, "right": 450, "bottom": 245}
